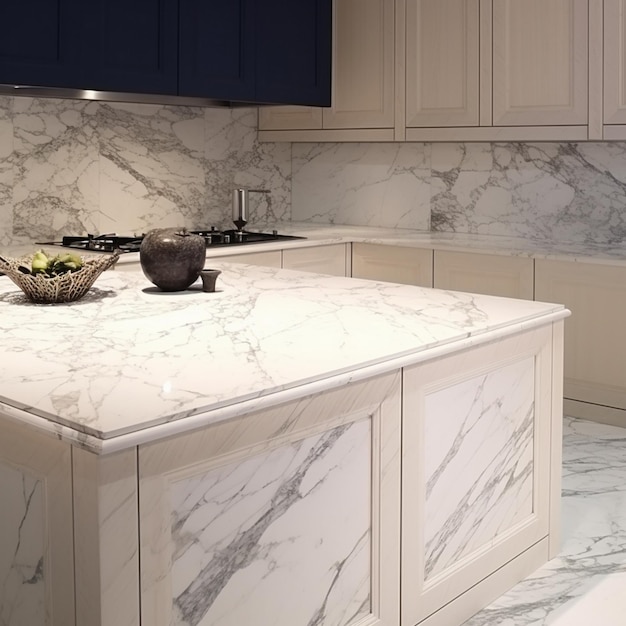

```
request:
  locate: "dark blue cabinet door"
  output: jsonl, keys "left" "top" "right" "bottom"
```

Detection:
{"left": 255, "top": 0, "right": 332, "bottom": 106}
{"left": 178, "top": 0, "right": 255, "bottom": 100}
{"left": 0, "top": 0, "right": 178, "bottom": 95}
{"left": 0, "top": 0, "right": 82, "bottom": 88}
{"left": 179, "top": 0, "right": 332, "bottom": 105}
{"left": 78, "top": 0, "right": 178, "bottom": 94}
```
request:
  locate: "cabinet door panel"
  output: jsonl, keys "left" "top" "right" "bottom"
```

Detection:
{"left": 604, "top": 0, "right": 626, "bottom": 125}
{"left": 214, "top": 250, "right": 282, "bottom": 268}
{"left": 282, "top": 244, "right": 349, "bottom": 276}
{"left": 352, "top": 243, "right": 433, "bottom": 287}
{"left": 179, "top": 0, "right": 254, "bottom": 100}
{"left": 323, "top": 0, "right": 395, "bottom": 129}
{"left": 406, "top": 0, "right": 480, "bottom": 128}
{"left": 535, "top": 259, "right": 626, "bottom": 411}
{"left": 492, "top": 0, "right": 588, "bottom": 126}
{"left": 256, "top": 0, "right": 332, "bottom": 106}
{"left": 434, "top": 250, "right": 534, "bottom": 300}
{"left": 0, "top": 0, "right": 81, "bottom": 88}
{"left": 83, "top": 0, "right": 178, "bottom": 93}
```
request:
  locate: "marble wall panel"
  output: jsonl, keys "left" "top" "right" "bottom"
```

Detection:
{"left": 291, "top": 142, "right": 432, "bottom": 230}
{"left": 423, "top": 356, "right": 535, "bottom": 580}
{"left": 169, "top": 419, "right": 372, "bottom": 626}
{"left": 0, "top": 461, "right": 45, "bottom": 626}
{"left": 0, "top": 97, "right": 291, "bottom": 242}
{"left": 430, "top": 142, "right": 626, "bottom": 244}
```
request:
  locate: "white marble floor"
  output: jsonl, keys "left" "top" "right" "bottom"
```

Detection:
{"left": 463, "top": 416, "right": 626, "bottom": 625}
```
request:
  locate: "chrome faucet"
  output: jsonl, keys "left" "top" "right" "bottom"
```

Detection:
{"left": 232, "top": 188, "right": 270, "bottom": 232}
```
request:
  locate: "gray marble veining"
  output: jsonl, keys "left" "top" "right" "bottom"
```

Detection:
{"left": 0, "top": 462, "right": 45, "bottom": 626}
{"left": 0, "top": 96, "right": 291, "bottom": 245}
{"left": 462, "top": 417, "right": 626, "bottom": 625}
{"left": 169, "top": 420, "right": 371, "bottom": 626}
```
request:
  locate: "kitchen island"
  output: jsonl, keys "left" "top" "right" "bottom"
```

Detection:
{"left": 0, "top": 263, "right": 568, "bottom": 626}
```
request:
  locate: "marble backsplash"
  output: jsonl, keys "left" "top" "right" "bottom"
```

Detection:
{"left": 292, "top": 141, "right": 626, "bottom": 245}
{"left": 0, "top": 96, "right": 291, "bottom": 246}
{"left": 2, "top": 93, "right": 626, "bottom": 246}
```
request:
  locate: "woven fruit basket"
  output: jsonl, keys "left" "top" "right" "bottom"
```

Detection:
{"left": 0, "top": 251, "right": 119, "bottom": 303}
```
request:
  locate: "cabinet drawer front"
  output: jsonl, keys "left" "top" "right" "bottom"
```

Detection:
{"left": 352, "top": 243, "right": 433, "bottom": 287}
{"left": 434, "top": 250, "right": 534, "bottom": 300}
{"left": 282, "top": 244, "right": 348, "bottom": 276}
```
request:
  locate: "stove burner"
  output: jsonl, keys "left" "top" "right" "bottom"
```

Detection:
{"left": 39, "top": 229, "right": 304, "bottom": 253}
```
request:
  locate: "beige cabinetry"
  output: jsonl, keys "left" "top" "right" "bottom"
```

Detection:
{"left": 211, "top": 250, "right": 282, "bottom": 268}
{"left": 535, "top": 259, "right": 626, "bottom": 427}
{"left": 602, "top": 0, "right": 626, "bottom": 137}
{"left": 406, "top": 0, "right": 589, "bottom": 141}
{"left": 405, "top": 0, "right": 480, "bottom": 129}
{"left": 433, "top": 250, "right": 534, "bottom": 300}
{"left": 258, "top": 0, "right": 396, "bottom": 142}
{"left": 282, "top": 243, "right": 350, "bottom": 276}
{"left": 351, "top": 242, "right": 433, "bottom": 286}
{"left": 259, "top": 0, "right": 395, "bottom": 141}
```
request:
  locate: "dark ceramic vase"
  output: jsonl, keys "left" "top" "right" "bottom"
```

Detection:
{"left": 140, "top": 228, "right": 206, "bottom": 291}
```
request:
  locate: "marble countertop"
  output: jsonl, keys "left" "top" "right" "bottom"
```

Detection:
{"left": 0, "top": 262, "right": 567, "bottom": 453}
{"left": 3, "top": 223, "right": 626, "bottom": 268}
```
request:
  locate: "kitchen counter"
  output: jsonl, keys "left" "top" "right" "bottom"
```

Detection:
{"left": 0, "top": 262, "right": 569, "bottom": 626}
{"left": 0, "top": 262, "right": 565, "bottom": 451}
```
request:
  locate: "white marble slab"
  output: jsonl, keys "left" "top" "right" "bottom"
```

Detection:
{"left": 0, "top": 461, "right": 45, "bottom": 626}
{"left": 0, "top": 262, "right": 565, "bottom": 444}
{"left": 424, "top": 357, "right": 535, "bottom": 579}
{"left": 461, "top": 417, "right": 626, "bottom": 625}
{"left": 169, "top": 419, "right": 371, "bottom": 626}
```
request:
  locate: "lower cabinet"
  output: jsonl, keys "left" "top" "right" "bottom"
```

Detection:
{"left": 0, "top": 419, "right": 75, "bottom": 626}
{"left": 352, "top": 243, "right": 433, "bottom": 287}
{"left": 138, "top": 372, "right": 401, "bottom": 626}
{"left": 282, "top": 243, "right": 350, "bottom": 276}
{"left": 211, "top": 250, "right": 282, "bottom": 268}
{"left": 401, "top": 325, "right": 557, "bottom": 626}
{"left": 535, "top": 258, "right": 626, "bottom": 426}
{"left": 433, "top": 250, "right": 534, "bottom": 300}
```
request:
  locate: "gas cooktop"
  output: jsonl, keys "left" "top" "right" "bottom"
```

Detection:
{"left": 38, "top": 229, "right": 305, "bottom": 253}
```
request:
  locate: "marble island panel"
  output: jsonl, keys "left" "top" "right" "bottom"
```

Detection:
{"left": 0, "top": 262, "right": 565, "bottom": 451}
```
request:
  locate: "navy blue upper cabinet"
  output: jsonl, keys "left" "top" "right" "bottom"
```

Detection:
{"left": 0, "top": 0, "right": 178, "bottom": 94}
{"left": 0, "top": 0, "right": 81, "bottom": 88}
{"left": 178, "top": 0, "right": 255, "bottom": 100}
{"left": 78, "top": 0, "right": 179, "bottom": 94}
{"left": 179, "top": 0, "right": 332, "bottom": 105}
{"left": 255, "top": 0, "right": 332, "bottom": 106}
{"left": 0, "top": 0, "right": 331, "bottom": 106}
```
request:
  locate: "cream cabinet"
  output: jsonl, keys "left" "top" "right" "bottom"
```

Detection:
{"left": 433, "top": 250, "right": 534, "bottom": 300}
{"left": 258, "top": 0, "right": 397, "bottom": 142}
{"left": 405, "top": 0, "right": 481, "bottom": 129}
{"left": 210, "top": 250, "right": 282, "bottom": 268}
{"left": 406, "top": 0, "right": 589, "bottom": 141}
{"left": 603, "top": 0, "right": 626, "bottom": 137}
{"left": 535, "top": 259, "right": 626, "bottom": 427}
{"left": 282, "top": 243, "right": 350, "bottom": 276}
{"left": 351, "top": 243, "right": 433, "bottom": 287}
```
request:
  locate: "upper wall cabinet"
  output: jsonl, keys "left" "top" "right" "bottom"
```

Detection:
{"left": 180, "top": 0, "right": 332, "bottom": 105}
{"left": 0, "top": 0, "right": 331, "bottom": 106}
{"left": 0, "top": 0, "right": 179, "bottom": 94}
{"left": 258, "top": 0, "right": 397, "bottom": 141}
{"left": 602, "top": 0, "right": 626, "bottom": 138}
{"left": 405, "top": 0, "right": 589, "bottom": 141}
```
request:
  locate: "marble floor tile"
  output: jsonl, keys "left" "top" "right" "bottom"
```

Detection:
{"left": 463, "top": 416, "right": 626, "bottom": 625}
